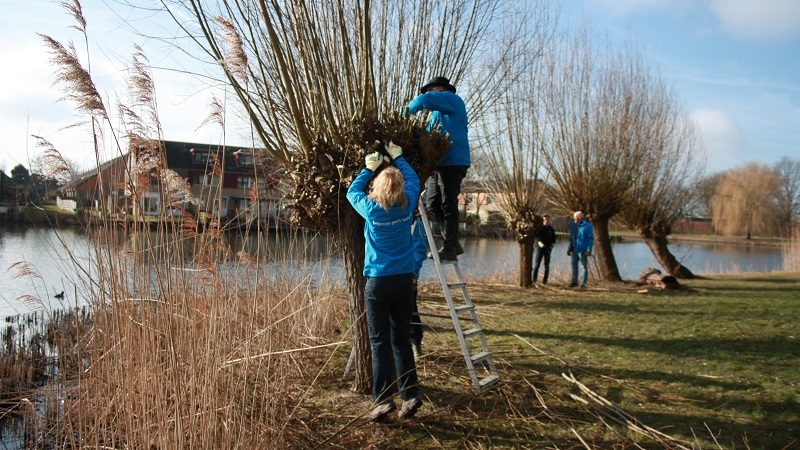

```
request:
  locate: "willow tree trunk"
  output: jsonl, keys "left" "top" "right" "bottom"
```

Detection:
{"left": 519, "top": 241, "right": 534, "bottom": 288}
{"left": 642, "top": 232, "right": 696, "bottom": 279}
{"left": 592, "top": 216, "right": 623, "bottom": 282}
{"left": 341, "top": 214, "right": 371, "bottom": 393}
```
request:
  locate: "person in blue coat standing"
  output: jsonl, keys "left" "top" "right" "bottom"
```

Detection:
{"left": 407, "top": 76, "right": 470, "bottom": 260}
{"left": 346, "top": 142, "right": 424, "bottom": 422}
{"left": 567, "top": 211, "right": 595, "bottom": 288}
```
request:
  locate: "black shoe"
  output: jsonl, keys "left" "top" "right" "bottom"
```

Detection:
{"left": 568, "top": 283, "right": 578, "bottom": 288}
{"left": 454, "top": 242, "right": 464, "bottom": 255}
{"left": 398, "top": 397, "right": 423, "bottom": 419}
{"left": 366, "top": 402, "right": 396, "bottom": 422}
{"left": 437, "top": 247, "right": 458, "bottom": 261}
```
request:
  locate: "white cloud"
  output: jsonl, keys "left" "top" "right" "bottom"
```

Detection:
{"left": 690, "top": 108, "right": 750, "bottom": 172}
{"left": 709, "top": 0, "right": 800, "bottom": 40}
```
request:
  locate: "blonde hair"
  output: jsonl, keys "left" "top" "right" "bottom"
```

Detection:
{"left": 369, "top": 167, "right": 407, "bottom": 210}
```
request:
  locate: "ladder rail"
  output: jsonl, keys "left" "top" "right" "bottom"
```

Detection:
{"left": 417, "top": 198, "right": 499, "bottom": 393}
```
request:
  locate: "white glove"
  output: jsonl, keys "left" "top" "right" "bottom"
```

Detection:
{"left": 537, "top": 241, "right": 545, "bottom": 248}
{"left": 365, "top": 152, "right": 382, "bottom": 172}
{"left": 385, "top": 141, "right": 403, "bottom": 160}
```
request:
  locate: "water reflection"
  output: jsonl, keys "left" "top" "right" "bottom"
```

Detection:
{"left": 0, "top": 224, "right": 785, "bottom": 317}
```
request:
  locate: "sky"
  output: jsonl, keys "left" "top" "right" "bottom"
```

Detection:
{"left": 0, "top": 0, "right": 798, "bottom": 175}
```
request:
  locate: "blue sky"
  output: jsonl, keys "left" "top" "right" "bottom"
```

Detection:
{"left": 0, "top": 0, "right": 798, "bottom": 174}
{"left": 558, "top": 0, "right": 800, "bottom": 172}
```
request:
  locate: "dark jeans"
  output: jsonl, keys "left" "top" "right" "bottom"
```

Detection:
{"left": 365, "top": 274, "right": 419, "bottom": 404}
{"left": 532, "top": 247, "right": 551, "bottom": 284}
{"left": 426, "top": 166, "right": 468, "bottom": 249}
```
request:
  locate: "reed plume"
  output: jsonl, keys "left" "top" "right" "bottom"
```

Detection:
{"left": 39, "top": 35, "right": 106, "bottom": 120}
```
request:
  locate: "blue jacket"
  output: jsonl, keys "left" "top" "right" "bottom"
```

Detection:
{"left": 569, "top": 220, "right": 594, "bottom": 254}
{"left": 411, "top": 219, "right": 429, "bottom": 278}
{"left": 346, "top": 157, "right": 421, "bottom": 277}
{"left": 407, "top": 91, "right": 470, "bottom": 167}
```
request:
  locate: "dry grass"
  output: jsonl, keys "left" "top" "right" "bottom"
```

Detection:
{"left": 40, "top": 228, "right": 348, "bottom": 448}
{"left": 8, "top": 219, "right": 350, "bottom": 449}
{"left": 298, "top": 275, "right": 799, "bottom": 449}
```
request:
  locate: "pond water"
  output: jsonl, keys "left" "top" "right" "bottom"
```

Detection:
{"left": 0, "top": 225, "right": 786, "bottom": 317}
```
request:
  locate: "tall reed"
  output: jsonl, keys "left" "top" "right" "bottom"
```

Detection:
{"left": 25, "top": 2, "right": 348, "bottom": 447}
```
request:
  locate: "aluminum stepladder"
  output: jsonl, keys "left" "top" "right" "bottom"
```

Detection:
{"left": 417, "top": 199, "right": 500, "bottom": 394}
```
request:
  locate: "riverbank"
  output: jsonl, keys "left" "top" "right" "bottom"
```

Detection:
{"left": 308, "top": 272, "right": 799, "bottom": 448}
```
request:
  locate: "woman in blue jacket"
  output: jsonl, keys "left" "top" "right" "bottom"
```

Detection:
{"left": 347, "top": 142, "right": 423, "bottom": 422}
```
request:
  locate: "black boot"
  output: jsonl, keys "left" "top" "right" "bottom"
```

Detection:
{"left": 437, "top": 246, "right": 458, "bottom": 261}
{"left": 439, "top": 219, "right": 463, "bottom": 260}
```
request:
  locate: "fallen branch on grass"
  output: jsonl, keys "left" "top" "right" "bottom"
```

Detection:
{"left": 562, "top": 371, "right": 695, "bottom": 449}
{"left": 219, "top": 341, "right": 347, "bottom": 369}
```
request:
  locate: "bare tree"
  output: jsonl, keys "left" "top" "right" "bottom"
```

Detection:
{"left": 542, "top": 31, "right": 654, "bottom": 282}
{"left": 162, "top": 0, "right": 528, "bottom": 392}
{"left": 474, "top": 18, "right": 555, "bottom": 287}
{"left": 775, "top": 157, "right": 800, "bottom": 235}
{"left": 618, "top": 102, "right": 704, "bottom": 279}
{"left": 711, "top": 163, "right": 781, "bottom": 238}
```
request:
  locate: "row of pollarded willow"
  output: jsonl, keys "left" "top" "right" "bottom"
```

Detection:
{"left": 540, "top": 31, "right": 701, "bottom": 281}
{"left": 164, "top": 0, "right": 537, "bottom": 392}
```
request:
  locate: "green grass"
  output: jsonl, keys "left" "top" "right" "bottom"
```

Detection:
{"left": 309, "top": 273, "right": 800, "bottom": 449}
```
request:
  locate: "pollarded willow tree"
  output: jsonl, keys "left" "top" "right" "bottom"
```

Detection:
{"left": 542, "top": 31, "right": 658, "bottom": 282}
{"left": 163, "top": 0, "right": 530, "bottom": 392}
{"left": 617, "top": 96, "right": 704, "bottom": 279}
{"left": 475, "top": 23, "right": 555, "bottom": 287}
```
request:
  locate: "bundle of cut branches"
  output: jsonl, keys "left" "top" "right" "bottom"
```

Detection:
{"left": 284, "top": 112, "right": 451, "bottom": 232}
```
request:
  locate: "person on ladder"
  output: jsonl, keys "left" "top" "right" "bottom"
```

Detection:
{"left": 407, "top": 76, "right": 470, "bottom": 260}
{"left": 347, "top": 141, "right": 424, "bottom": 422}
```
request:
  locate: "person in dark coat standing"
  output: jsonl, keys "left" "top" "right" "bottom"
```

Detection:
{"left": 532, "top": 214, "right": 556, "bottom": 284}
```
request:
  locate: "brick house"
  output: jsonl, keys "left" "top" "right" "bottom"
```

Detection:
{"left": 128, "top": 140, "right": 283, "bottom": 224}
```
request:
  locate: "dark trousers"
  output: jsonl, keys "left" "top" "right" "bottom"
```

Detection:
{"left": 364, "top": 274, "right": 419, "bottom": 404}
{"left": 425, "top": 166, "right": 468, "bottom": 249}
{"left": 532, "top": 247, "right": 552, "bottom": 284}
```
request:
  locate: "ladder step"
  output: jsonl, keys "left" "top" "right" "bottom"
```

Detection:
{"left": 478, "top": 374, "right": 500, "bottom": 390}
{"left": 462, "top": 327, "right": 483, "bottom": 338}
{"left": 418, "top": 312, "right": 455, "bottom": 319}
{"left": 419, "top": 312, "right": 474, "bottom": 322}
{"left": 470, "top": 351, "right": 492, "bottom": 365}
{"left": 448, "top": 282, "right": 467, "bottom": 289}
{"left": 454, "top": 305, "right": 474, "bottom": 313}
{"left": 424, "top": 322, "right": 454, "bottom": 329}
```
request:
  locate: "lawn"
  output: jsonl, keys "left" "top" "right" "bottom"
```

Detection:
{"left": 304, "top": 273, "right": 800, "bottom": 449}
